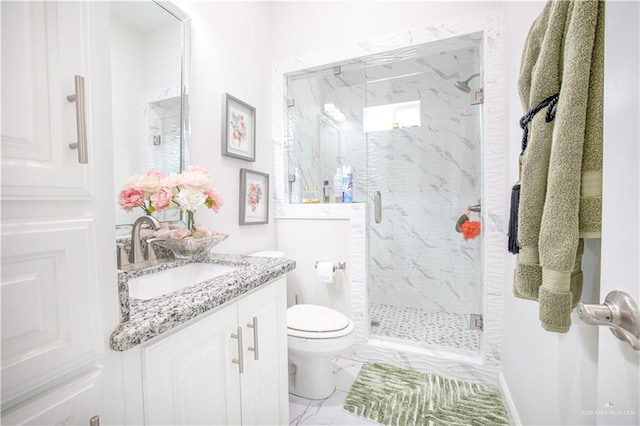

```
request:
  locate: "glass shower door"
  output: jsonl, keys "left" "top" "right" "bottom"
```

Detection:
{"left": 365, "top": 41, "right": 483, "bottom": 354}
{"left": 286, "top": 65, "right": 366, "bottom": 203}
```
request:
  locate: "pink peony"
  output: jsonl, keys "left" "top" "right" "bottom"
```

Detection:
{"left": 206, "top": 187, "right": 224, "bottom": 213}
{"left": 118, "top": 187, "right": 145, "bottom": 210}
{"left": 161, "top": 173, "right": 182, "bottom": 188}
{"left": 150, "top": 186, "right": 174, "bottom": 211}
{"left": 125, "top": 170, "right": 165, "bottom": 195}
{"left": 181, "top": 165, "right": 213, "bottom": 191}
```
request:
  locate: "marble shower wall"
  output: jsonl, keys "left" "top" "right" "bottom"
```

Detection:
{"left": 274, "top": 9, "right": 506, "bottom": 371}
{"left": 287, "top": 42, "right": 482, "bottom": 317}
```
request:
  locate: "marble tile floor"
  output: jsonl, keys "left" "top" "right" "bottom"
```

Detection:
{"left": 369, "top": 303, "right": 481, "bottom": 353}
{"left": 289, "top": 357, "right": 377, "bottom": 425}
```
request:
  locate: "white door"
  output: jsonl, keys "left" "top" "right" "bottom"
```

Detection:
{"left": 597, "top": 1, "right": 640, "bottom": 425}
{"left": 1, "top": 0, "right": 116, "bottom": 423}
{"left": 238, "top": 278, "right": 289, "bottom": 426}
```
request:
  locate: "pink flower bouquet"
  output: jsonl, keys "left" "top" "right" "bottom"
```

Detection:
{"left": 118, "top": 165, "right": 224, "bottom": 238}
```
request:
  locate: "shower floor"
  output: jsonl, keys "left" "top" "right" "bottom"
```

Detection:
{"left": 369, "top": 303, "right": 481, "bottom": 353}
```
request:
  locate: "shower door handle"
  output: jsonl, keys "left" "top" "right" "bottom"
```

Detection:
{"left": 374, "top": 191, "right": 382, "bottom": 224}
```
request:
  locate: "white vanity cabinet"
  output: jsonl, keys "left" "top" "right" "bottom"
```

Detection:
{"left": 138, "top": 277, "right": 289, "bottom": 425}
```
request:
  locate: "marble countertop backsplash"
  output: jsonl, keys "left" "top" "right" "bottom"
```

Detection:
{"left": 110, "top": 253, "right": 295, "bottom": 352}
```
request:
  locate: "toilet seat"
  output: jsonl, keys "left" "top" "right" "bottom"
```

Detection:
{"left": 287, "top": 304, "right": 354, "bottom": 339}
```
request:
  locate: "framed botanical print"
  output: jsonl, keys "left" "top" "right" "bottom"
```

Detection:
{"left": 222, "top": 93, "right": 256, "bottom": 161}
{"left": 239, "top": 169, "right": 269, "bottom": 225}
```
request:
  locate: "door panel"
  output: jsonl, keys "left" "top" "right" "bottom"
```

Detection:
{"left": 1, "top": 1, "right": 92, "bottom": 200}
{"left": 1, "top": 219, "right": 102, "bottom": 405}
{"left": 1, "top": 368, "right": 103, "bottom": 426}
{"left": 598, "top": 2, "right": 640, "bottom": 424}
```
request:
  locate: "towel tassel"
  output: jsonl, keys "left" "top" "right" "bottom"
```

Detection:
{"left": 508, "top": 93, "right": 559, "bottom": 255}
{"left": 507, "top": 156, "right": 522, "bottom": 254}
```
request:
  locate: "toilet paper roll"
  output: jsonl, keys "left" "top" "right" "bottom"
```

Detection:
{"left": 316, "top": 261, "right": 334, "bottom": 284}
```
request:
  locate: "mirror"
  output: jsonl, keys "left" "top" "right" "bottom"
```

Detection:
{"left": 111, "top": 0, "right": 191, "bottom": 230}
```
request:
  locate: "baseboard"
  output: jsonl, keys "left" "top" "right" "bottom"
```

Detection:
{"left": 498, "top": 371, "right": 522, "bottom": 426}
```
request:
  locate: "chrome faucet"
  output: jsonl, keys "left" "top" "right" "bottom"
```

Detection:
{"left": 117, "top": 215, "right": 161, "bottom": 271}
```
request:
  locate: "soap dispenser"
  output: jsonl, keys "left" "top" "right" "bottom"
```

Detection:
{"left": 342, "top": 165, "right": 353, "bottom": 203}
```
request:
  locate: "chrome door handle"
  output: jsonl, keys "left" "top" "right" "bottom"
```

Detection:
{"left": 577, "top": 291, "right": 640, "bottom": 351}
{"left": 374, "top": 191, "right": 382, "bottom": 224}
{"left": 66, "top": 75, "right": 88, "bottom": 164}
{"left": 231, "top": 327, "right": 244, "bottom": 373}
{"left": 247, "top": 316, "right": 259, "bottom": 360}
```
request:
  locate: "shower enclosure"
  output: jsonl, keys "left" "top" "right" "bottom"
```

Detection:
{"left": 286, "top": 34, "right": 484, "bottom": 354}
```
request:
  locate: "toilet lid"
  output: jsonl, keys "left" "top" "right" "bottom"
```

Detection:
{"left": 287, "top": 304, "right": 351, "bottom": 333}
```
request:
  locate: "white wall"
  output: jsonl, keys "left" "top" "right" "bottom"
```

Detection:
{"left": 271, "top": 1, "right": 502, "bottom": 64}
{"left": 173, "top": 0, "right": 277, "bottom": 254}
{"left": 501, "top": 2, "right": 601, "bottom": 426}
{"left": 276, "top": 218, "right": 352, "bottom": 315}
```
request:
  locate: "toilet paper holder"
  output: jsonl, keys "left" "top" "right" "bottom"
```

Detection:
{"left": 314, "top": 261, "right": 346, "bottom": 272}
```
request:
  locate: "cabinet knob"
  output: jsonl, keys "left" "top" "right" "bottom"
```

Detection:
{"left": 89, "top": 415, "right": 100, "bottom": 426}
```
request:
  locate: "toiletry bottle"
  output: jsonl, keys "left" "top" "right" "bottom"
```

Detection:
{"left": 291, "top": 168, "right": 302, "bottom": 204}
{"left": 312, "top": 184, "right": 321, "bottom": 203}
{"left": 302, "top": 185, "right": 311, "bottom": 204}
{"left": 333, "top": 167, "right": 343, "bottom": 203}
{"left": 342, "top": 165, "right": 353, "bottom": 203}
{"left": 323, "top": 180, "right": 330, "bottom": 203}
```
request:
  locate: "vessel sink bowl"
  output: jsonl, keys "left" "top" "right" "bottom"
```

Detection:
{"left": 129, "top": 263, "right": 239, "bottom": 300}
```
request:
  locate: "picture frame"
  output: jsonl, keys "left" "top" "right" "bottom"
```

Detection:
{"left": 239, "top": 169, "right": 269, "bottom": 225}
{"left": 222, "top": 93, "right": 256, "bottom": 161}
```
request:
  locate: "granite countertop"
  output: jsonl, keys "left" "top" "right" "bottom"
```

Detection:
{"left": 109, "top": 253, "right": 296, "bottom": 351}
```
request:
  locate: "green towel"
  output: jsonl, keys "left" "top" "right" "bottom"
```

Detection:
{"left": 514, "top": 0, "right": 604, "bottom": 332}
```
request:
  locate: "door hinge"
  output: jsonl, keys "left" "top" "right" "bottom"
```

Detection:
{"left": 470, "top": 314, "right": 483, "bottom": 331}
{"left": 470, "top": 88, "right": 484, "bottom": 105}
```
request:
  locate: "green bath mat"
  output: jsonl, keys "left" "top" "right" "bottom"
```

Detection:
{"left": 343, "top": 362, "right": 509, "bottom": 426}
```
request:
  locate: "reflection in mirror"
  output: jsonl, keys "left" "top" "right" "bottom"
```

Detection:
{"left": 111, "top": 1, "right": 190, "bottom": 230}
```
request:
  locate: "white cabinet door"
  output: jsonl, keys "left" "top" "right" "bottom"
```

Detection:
{"left": 238, "top": 278, "right": 289, "bottom": 426}
{"left": 1, "top": 0, "right": 114, "bottom": 421}
{"left": 141, "top": 303, "right": 242, "bottom": 426}
{"left": 1, "top": 220, "right": 102, "bottom": 402}
{"left": 1, "top": 369, "right": 103, "bottom": 426}
{"left": 1, "top": 1, "right": 94, "bottom": 200}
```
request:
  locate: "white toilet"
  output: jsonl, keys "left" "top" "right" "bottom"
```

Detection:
{"left": 250, "top": 251, "right": 354, "bottom": 400}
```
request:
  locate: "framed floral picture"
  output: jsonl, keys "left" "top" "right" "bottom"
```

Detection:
{"left": 222, "top": 93, "right": 256, "bottom": 161}
{"left": 239, "top": 169, "right": 269, "bottom": 225}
